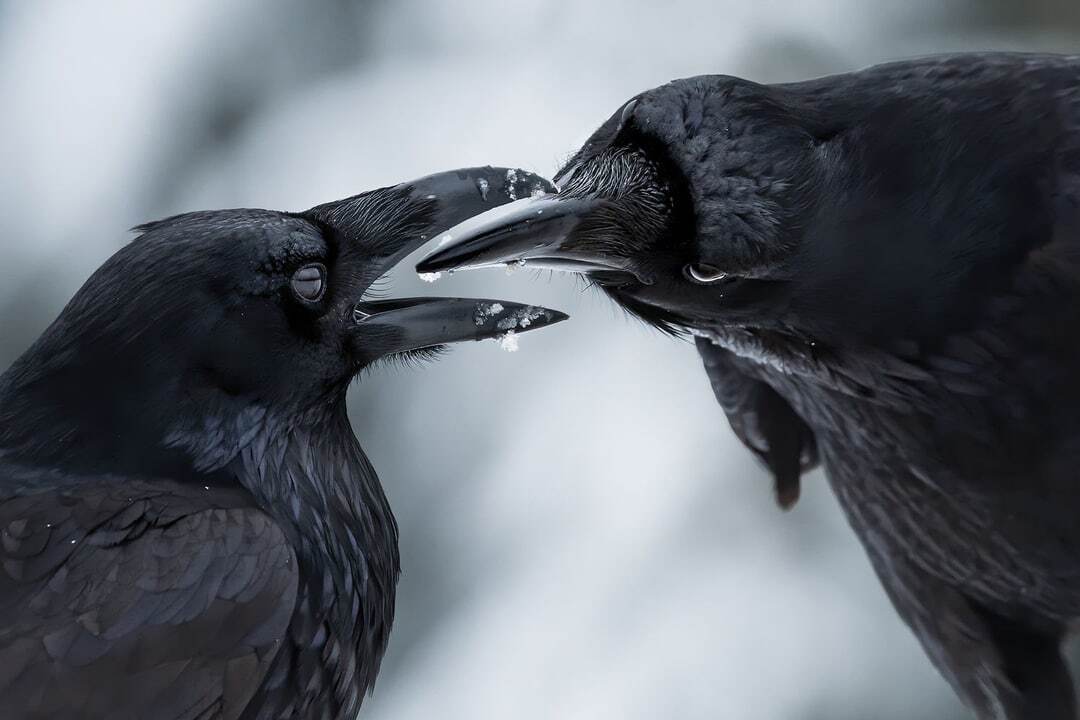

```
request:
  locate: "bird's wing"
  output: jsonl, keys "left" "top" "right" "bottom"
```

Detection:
{"left": 696, "top": 336, "right": 818, "bottom": 508}
{"left": 864, "top": 537, "right": 1077, "bottom": 720}
{"left": 0, "top": 475, "right": 298, "bottom": 720}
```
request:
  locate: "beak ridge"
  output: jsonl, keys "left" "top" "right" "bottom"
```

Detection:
{"left": 402, "top": 166, "right": 556, "bottom": 236}
{"left": 307, "top": 166, "right": 556, "bottom": 273}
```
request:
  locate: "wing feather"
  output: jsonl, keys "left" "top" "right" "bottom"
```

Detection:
{"left": 696, "top": 337, "right": 818, "bottom": 508}
{"left": 0, "top": 476, "right": 298, "bottom": 720}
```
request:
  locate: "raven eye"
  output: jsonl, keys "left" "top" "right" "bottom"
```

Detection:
{"left": 291, "top": 264, "right": 326, "bottom": 302}
{"left": 684, "top": 262, "right": 728, "bottom": 284}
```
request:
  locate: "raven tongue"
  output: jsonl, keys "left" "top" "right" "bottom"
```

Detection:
{"left": 414, "top": 194, "right": 639, "bottom": 279}
{"left": 350, "top": 297, "right": 568, "bottom": 359}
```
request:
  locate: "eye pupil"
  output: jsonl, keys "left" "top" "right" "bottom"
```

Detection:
{"left": 291, "top": 264, "right": 326, "bottom": 301}
{"left": 685, "top": 262, "right": 728, "bottom": 284}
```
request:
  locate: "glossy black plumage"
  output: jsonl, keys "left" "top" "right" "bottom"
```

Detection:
{"left": 0, "top": 167, "right": 566, "bottom": 719}
{"left": 419, "top": 54, "right": 1080, "bottom": 718}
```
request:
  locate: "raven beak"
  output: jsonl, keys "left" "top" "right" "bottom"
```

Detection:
{"left": 306, "top": 166, "right": 558, "bottom": 274}
{"left": 321, "top": 166, "right": 570, "bottom": 361}
{"left": 350, "top": 297, "right": 567, "bottom": 360}
{"left": 383, "top": 166, "right": 559, "bottom": 270}
{"left": 414, "top": 193, "right": 639, "bottom": 279}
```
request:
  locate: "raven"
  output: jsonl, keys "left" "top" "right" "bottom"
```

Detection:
{"left": 0, "top": 167, "right": 567, "bottom": 719}
{"left": 418, "top": 53, "right": 1080, "bottom": 719}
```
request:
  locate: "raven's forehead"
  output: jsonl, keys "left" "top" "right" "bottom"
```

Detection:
{"left": 134, "top": 208, "right": 326, "bottom": 271}
{"left": 257, "top": 226, "right": 327, "bottom": 275}
{"left": 203, "top": 213, "right": 328, "bottom": 279}
{"left": 623, "top": 76, "right": 810, "bottom": 273}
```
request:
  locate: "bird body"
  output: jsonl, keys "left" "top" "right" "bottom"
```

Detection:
{"left": 0, "top": 408, "right": 397, "bottom": 719}
{"left": 0, "top": 167, "right": 566, "bottom": 719}
{"left": 420, "top": 53, "right": 1080, "bottom": 718}
{"left": 699, "top": 258, "right": 1080, "bottom": 717}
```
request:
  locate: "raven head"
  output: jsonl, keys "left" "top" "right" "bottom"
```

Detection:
{"left": 416, "top": 79, "right": 817, "bottom": 336}
{"left": 417, "top": 68, "right": 1046, "bottom": 350}
{"left": 0, "top": 168, "right": 567, "bottom": 474}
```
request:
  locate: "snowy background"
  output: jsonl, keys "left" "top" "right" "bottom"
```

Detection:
{"left": 2, "top": 2, "right": 1079, "bottom": 718}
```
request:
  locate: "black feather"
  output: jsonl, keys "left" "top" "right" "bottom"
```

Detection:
{"left": 565, "top": 52, "right": 1080, "bottom": 719}
{"left": 0, "top": 167, "right": 556, "bottom": 718}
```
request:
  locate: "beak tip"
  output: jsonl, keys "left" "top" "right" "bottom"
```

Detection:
{"left": 471, "top": 300, "right": 570, "bottom": 335}
{"left": 533, "top": 306, "right": 570, "bottom": 330}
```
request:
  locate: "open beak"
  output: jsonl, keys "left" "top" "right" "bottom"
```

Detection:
{"left": 317, "top": 167, "right": 570, "bottom": 360}
{"left": 414, "top": 192, "right": 637, "bottom": 278}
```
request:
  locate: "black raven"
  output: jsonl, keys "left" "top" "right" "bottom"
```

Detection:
{"left": 0, "top": 167, "right": 567, "bottom": 719}
{"left": 418, "top": 53, "right": 1080, "bottom": 719}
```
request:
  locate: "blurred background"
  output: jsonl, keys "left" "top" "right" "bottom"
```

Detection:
{"left": 2, "top": 2, "right": 1078, "bottom": 718}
